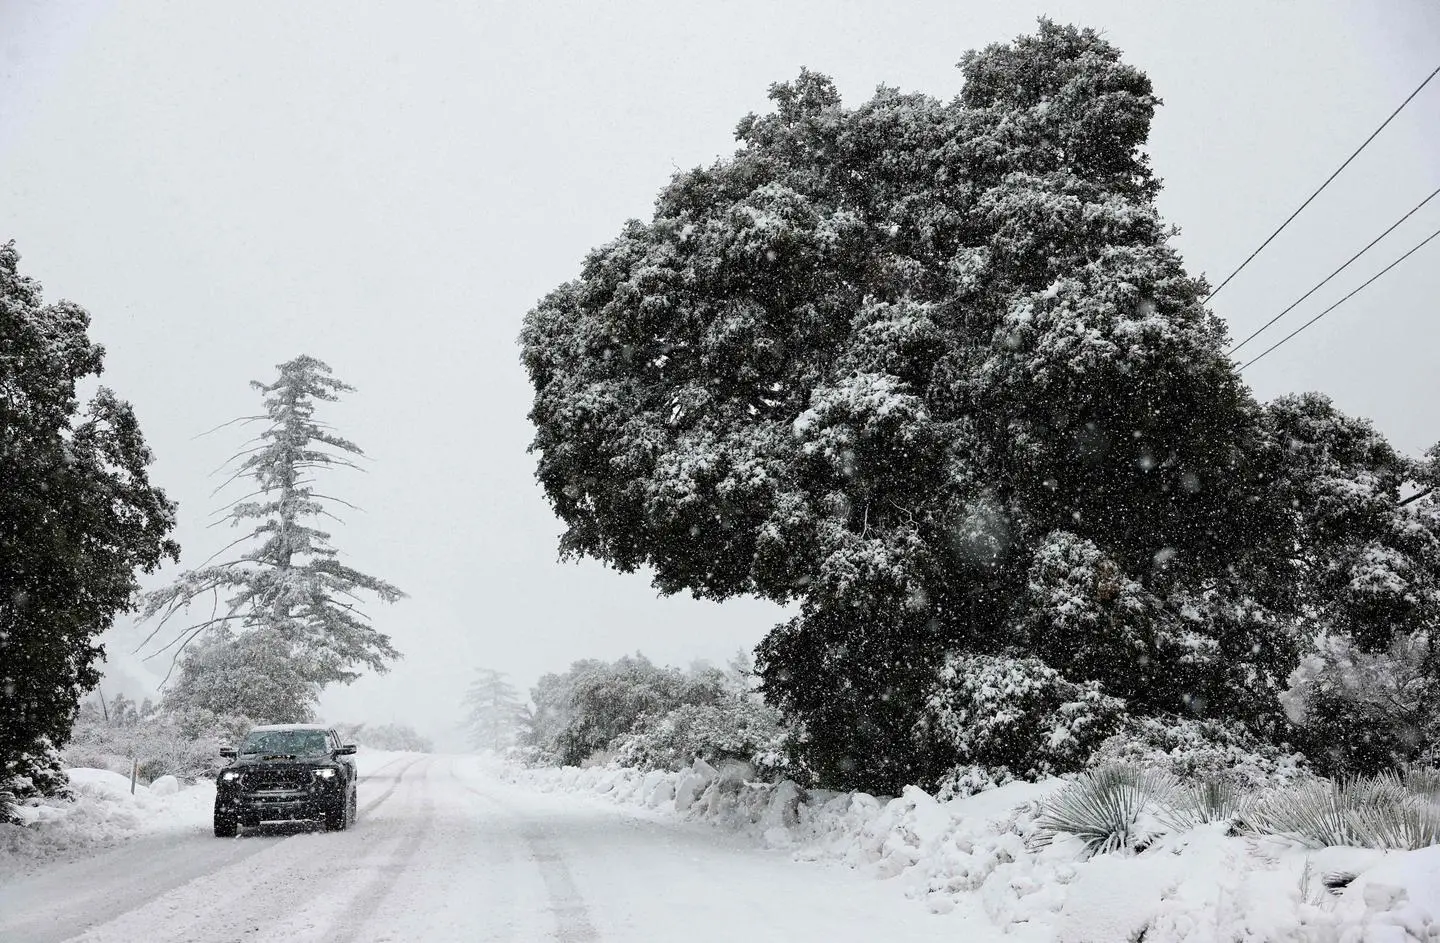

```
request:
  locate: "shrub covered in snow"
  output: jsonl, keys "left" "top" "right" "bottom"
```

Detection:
{"left": 922, "top": 651, "right": 1125, "bottom": 788}
{"left": 612, "top": 697, "right": 786, "bottom": 775}
{"left": 523, "top": 654, "right": 751, "bottom": 767}
{"left": 339, "top": 722, "right": 434, "bottom": 753}
{"left": 62, "top": 695, "right": 251, "bottom": 784}
{"left": 1, "top": 739, "right": 72, "bottom": 822}
{"left": 1281, "top": 630, "right": 1440, "bottom": 777}
{"left": 1089, "top": 714, "right": 1307, "bottom": 788}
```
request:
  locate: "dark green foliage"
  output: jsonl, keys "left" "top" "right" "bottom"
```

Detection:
{"left": 520, "top": 21, "right": 1440, "bottom": 791}
{"left": 923, "top": 652, "right": 1126, "bottom": 782}
{"left": 0, "top": 243, "right": 178, "bottom": 816}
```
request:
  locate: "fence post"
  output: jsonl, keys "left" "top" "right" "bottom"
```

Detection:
{"left": 130, "top": 757, "right": 138, "bottom": 795}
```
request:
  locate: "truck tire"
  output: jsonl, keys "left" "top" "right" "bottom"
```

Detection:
{"left": 214, "top": 809, "right": 238, "bottom": 838}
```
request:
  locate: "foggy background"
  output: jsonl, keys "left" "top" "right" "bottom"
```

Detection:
{"left": 2, "top": 0, "right": 1436, "bottom": 750}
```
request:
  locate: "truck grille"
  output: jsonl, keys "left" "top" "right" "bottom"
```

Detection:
{"left": 243, "top": 767, "right": 312, "bottom": 791}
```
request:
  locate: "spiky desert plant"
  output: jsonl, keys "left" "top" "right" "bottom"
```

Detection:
{"left": 1246, "top": 773, "right": 1440, "bottom": 849}
{"left": 1348, "top": 798, "right": 1440, "bottom": 850}
{"left": 1036, "top": 764, "right": 1178, "bottom": 856}
{"left": 1160, "top": 777, "right": 1252, "bottom": 830}
{"left": 1402, "top": 766, "right": 1440, "bottom": 802}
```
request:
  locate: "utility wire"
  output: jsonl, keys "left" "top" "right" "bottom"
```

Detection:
{"left": 1228, "top": 184, "right": 1440, "bottom": 354}
{"left": 1238, "top": 223, "right": 1440, "bottom": 371}
{"left": 1399, "top": 485, "right": 1435, "bottom": 508}
{"left": 1205, "top": 63, "right": 1440, "bottom": 304}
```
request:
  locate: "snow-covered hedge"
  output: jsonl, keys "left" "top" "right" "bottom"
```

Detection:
{"left": 611, "top": 698, "right": 787, "bottom": 776}
{"left": 1089, "top": 715, "right": 1307, "bottom": 788}
{"left": 922, "top": 651, "right": 1124, "bottom": 792}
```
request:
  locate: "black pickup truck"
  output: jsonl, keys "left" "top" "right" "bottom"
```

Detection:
{"left": 213, "top": 724, "right": 358, "bottom": 836}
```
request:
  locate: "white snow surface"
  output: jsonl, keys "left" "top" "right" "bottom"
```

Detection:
{"left": 512, "top": 760, "right": 1440, "bottom": 942}
{"left": 4, "top": 751, "right": 1439, "bottom": 941}
{"left": 1, "top": 752, "right": 952, "bottom": 942}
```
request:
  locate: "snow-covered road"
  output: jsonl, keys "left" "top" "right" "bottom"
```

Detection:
{"left": 0, "top": 755, "right": 959, "bottom": 942}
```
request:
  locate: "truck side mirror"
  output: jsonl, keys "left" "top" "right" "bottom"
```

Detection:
{"left": 219, "top": 746, "right": 236, "bottom": 758}
{"left": 336, "top": 744, "right": 357, "bottom": 756}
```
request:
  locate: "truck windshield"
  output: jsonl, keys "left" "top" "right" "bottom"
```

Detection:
{"left": 239, "top": 730, "right": 330, "bottom": 756}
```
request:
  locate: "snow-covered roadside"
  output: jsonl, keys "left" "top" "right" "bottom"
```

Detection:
{"left": 1, "top": 768, "right": 213, "bottom": 878}
{"left": 507, "top": 760, "right": 1440, "bottom": 942}
{"left": 0, "top": 749, "right": 413, "bottom": 879}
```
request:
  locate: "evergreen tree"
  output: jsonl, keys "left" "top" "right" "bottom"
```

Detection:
{"left": 461, "top": 669, "right": 522, "bottom": 751}
{"left": 141, "top": 356, "right": 404, "bottom": 720}
{"left": 0, "top": 242, "right": 178, "bottom": 817}
{"left": 519, "top": 21, "right": 1440, "bottom": 791}
{"left": 161, "top": 630, "right": 320, "bottom": 725}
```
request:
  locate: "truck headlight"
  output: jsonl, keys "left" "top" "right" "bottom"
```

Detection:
{"left": 220, "top": 771, "right": 242, "bottom": 782}
{"left": 313, "top": 768, "right": 337, "bottom": 779}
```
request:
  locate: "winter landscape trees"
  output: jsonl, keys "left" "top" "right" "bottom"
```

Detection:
{"left": 0, "top": 243, "right": 178, "bottom": 817}
{"left": 520, "top": 22, "right": 1440, "bottom": 793}
{"left": 515, "top": 654, "right": 782, "bottom": 772}
{"left": 139, "top": 356, "right": 406, "bottom": 726}
{"left": 462, "top": 669, "right": 523, "bottom": 751}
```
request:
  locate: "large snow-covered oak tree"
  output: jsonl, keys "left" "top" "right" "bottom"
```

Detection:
{"left": 0, "top": 243, "right": 178, "bottom": 814}
{"left": 141, "top": 356, "right": 404, "bottom": 721}
{"left": 521, "top": 22, "right": 1440, "bottom": 791}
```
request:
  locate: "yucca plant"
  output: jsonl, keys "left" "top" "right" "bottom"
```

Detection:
{"left": 1245, "top": 773, "right": 1440, "bottom": 850}
{"left": 1402, "top": 766, "right": 1440, "bottom": 802}
{"left": 1036, "top": 764, "right": 1178, "bottom": 857}
{"left": 1160, "top": 777, "right": 1251, "bottom": 831}
{"left": 1348, "top": 799, "right": 1440, "bottom": 850}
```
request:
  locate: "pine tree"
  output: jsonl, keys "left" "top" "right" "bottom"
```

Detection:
{"left": 1, "top": 243, "right": 178, "bottom": 817}
{"left": 141, "top": 356, "right": 404, "bottom": 719}
{"left": 462, "top": 669, "right": 521, "bottom": 751}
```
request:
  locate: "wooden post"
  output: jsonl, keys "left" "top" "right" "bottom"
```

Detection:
{"left": 130, "top": 757, "right": 138, "bottom": 795}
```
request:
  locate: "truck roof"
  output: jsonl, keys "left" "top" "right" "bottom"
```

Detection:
{"left": 247, "top": 723, "right": 331, "bottom": 732}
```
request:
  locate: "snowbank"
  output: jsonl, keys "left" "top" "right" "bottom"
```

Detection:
{"left": 0, "top": 768, "right": 214, "bottom": 877}
{"left": 509, "top": 761, "right": 1440, "bottom": 941}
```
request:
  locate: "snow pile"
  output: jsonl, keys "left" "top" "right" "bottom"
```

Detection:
{"left": 511, "top": 760, "right": 1440, "bottom": 940}
{"left": 0, "top": 768, "right": 213, "bottom": 875}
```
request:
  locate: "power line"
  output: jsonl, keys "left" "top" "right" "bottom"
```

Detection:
{"left": 1399, "top": 485, "right": 1435, "bottom": 508}
{"left": 1238, "top": 223, "right": 1440, "bottom": 371}
{"left": 1205, "top": 63, "right": 1440, "bottom": 305}
{"left": 1228, "top": 184, "right": 1440, "bottom": 355}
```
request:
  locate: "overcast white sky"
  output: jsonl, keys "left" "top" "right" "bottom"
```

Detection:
{"left": 2, "top": 0, "right": 1437, "bottom": 749}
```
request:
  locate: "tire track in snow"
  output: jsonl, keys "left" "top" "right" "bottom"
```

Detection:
{"left": 2, "top": 755, "right": 429, "bottom": 943}
{"left": 321, "top": 758, "right": 440, "bottom": 943}
{"left": 359, "top": 755, "right": 426, "bottom": 816}
{"left": 62, "top": 757, "right": 436, "bottom": 943}
{"left": 451, "top": 767, "right": 599, "bottom": 942}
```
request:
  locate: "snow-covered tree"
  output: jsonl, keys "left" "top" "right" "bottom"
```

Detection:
{"left": 139, "top": 356, "right": 404, "bottom": 720}
{"left": 520, "top": 22, "right": 1277, "bottom": 790}
{"left": 1, "top": 243, "right": 178, "bottom": 818}
{"left": 161, "top": 629, "right": 320, "bottom": 725}
{"left": 522, "top": 655, "right": 731, "bottom": 766}
{"left": 462, "top": 669, "right": 522, "bottom": 751}
{"left": 519, "top": 21, "right": 1440, "bottom": 790}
